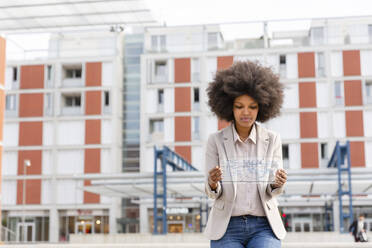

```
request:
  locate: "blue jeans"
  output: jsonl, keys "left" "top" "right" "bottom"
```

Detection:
{"left": 210, "top": 215, "right": 281, "bottom": 248}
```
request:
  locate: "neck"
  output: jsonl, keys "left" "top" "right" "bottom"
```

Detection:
{"left": 234, "top": 122, "right": 254, "bottom": 139}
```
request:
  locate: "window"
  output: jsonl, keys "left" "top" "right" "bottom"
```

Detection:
{"left": 104, "top": 91, "right": 110, "bottom": 107}
{"left": 316, "top": 52, "right": 325, "bottom": 77}
{"left": 366, "top": 80, "right": 372, "bottom": 104}
{"left": 192, "top": 117, "right": 200, "bottom": 140}
{"left": 63, "top": 94, "right": 81, "bottom": 107}
{"left": 334, "top": 81, "right": 344, "bottom": 105}
{"left": 154, "top": 60, "right": 167, "bottom": 82}
{"left": 320, "top": 143, "right": 327, "bottom": 160}
{"left": 279, "top": 54, "right": 286, "bottom": 78}
{"left": 149, "top": 119, "right": 164, "bottom": 141}
{"left": 63, "top": 65, "right": 82, "bottom": 79}
{"left": 12, "top": 67, "right": 17, "bottom": 81}
{"left": 157, "top": 89, "right": 164, "bottom": 112}
{"left": 192, "top": 58, "right": 200, "bottom": 82}
{"left": 5, "top": 94, "right": 16, "bottom": 111}
{"left": 45, "top": 93, "right": 53, "bottom": 115}
{"left": 47, "top": 65, "right": 52, "bottom": 81}
{"left": 193, "top": 87, "right": 200, "bottom": 111}
{"left": 208, "top": 32, "right": 218, "bottom": 50}
{"left": 311, "top": 27, "right": 324, "bottom": 45}
{"left": 369, "top": 25, "right": 372, "bottom": 43}
{"left": 282, "top": 144, "right": 289, "bottom": 169}
{"left": 151, "top": 35, "right": 166, "bottom": 52}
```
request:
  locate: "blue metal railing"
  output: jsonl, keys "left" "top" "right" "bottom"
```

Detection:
{"left": 327, "top": 141, "right": 353, "bottom": 233}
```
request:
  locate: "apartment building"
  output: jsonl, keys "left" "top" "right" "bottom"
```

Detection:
{"left": 1, "top": 31, "right": 123, "bottom": 242}
{"left": 140, "top": 18, "right": 372, "bottom": 233}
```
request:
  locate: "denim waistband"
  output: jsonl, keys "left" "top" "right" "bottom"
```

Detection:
{"left": 231, "top": 214, "right": 267, "bottom": 220}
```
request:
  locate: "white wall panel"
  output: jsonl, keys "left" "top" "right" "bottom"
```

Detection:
{"left": 286, "top": 54, "right": 298, "bottom": 79}
{"left": 364, "top": 110, "right": 372, "bottom": 137}
{"left": 42, "top": 180, "right": 53, "bottom": 204}
{"left": 331, "top": 52, "right": 343, "bottom": 77}
{"left": 289, "top": 143, "right": 301, "bottom": 169}
{"left": 42, "top": 151, "right": 53, "bottom": 175}
{"left": 5, "top": 67, "right": 13, "bottom": 90}
{"left": 146, "top": 89, "right": 157, "bottom": 114}
{"left": 57, "top": 121, "right": 84, "bottom": 145}
{"left": 266, "top": 113, "right": 299, "bottom": 140}
{"left": 234, "top": 55, "right": 263, "bottom": 64}
{"left": 142, "top": 148, "right": 154, "bottom": 172}
{"left": 2, "top": 181, "right": 17, "bottom": 205}
{"left": 57, "top": 150, "right": 84, "bottom": 174}
{"left": 164, "top": 88, "right": 174, "bottom": 113}
{"left": 366, "top": 142, "right": 372, "bottom": 168}
{"left": 266, "top": 55, "right": 279, "bottom": 74}
{"left": 191, "top": 146, "right": 203, "bottom": 172}
{"left": 282, "top": 84, "right": 298, "bottom": 109}
{"left": 333, "top": 112, "right": 346, "bottom": 138}
{"left": 102, "top": 62, "right": 113, "bottom": 86}
{"left": 318, "top": 112, "right": 330, "bottom": 139}
{"left": 43, "top": 122, "right": 53, "bottom": 146}
{"left": 164, "top": 117, "right": 174, "bottom": 142}
{"left": 2, "top": 151, "right": 17, "bottom": 176}
{"left": 203, "top": 116, "right": 217, "bottom": 141}
{"left": 102, "top": 120, "right": 112, "bottom": 144}
{"left": 3, "top": 123, "right": 19, "bottom": 147}
{"left": 361, "top": 50, "right": 372, "bottom": 76}
{"left": 350, "top": 24, "right": 369, "bottom": 44}
{"left": 57, "top": 180, "right": 83, "bottom": 204}
{"left": 101, "top": 149, "right": 112, "bottom": 174}
{"left": 316, "top": 82, "right": 330, "bottom": 108}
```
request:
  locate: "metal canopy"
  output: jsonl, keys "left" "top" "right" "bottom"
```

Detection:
{"left": 0, "top": 0, "right": 157, "bottom": 33}
{"left": 84, "top": 169, "right": 372, "bottom": 201}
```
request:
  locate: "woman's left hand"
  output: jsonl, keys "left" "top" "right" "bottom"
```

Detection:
{"left": 271, "top": 169, "right": 287, "bottom": 189}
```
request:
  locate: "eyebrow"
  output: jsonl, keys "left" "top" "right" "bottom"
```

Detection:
{"left": 234, "top": 102, "right": 258, "bottom": 105}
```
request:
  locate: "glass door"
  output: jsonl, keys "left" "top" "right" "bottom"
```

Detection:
{"left": 17, "top": 222, "right": 35, "bottom": 242}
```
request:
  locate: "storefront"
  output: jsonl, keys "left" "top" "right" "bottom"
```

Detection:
{"left": 59, "top": 209, "right": 109, "bottom": 241}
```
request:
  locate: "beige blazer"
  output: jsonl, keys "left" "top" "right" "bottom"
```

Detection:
{"left": 204, "top": 123, "right": 287, "bottom": 240}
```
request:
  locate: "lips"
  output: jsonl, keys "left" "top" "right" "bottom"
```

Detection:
{"left": 240, "top": 117, "right": 252, "bottom": 122}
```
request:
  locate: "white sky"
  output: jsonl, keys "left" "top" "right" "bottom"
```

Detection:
{"left": 4, "top": 0, "right": 372, "bottom": 59}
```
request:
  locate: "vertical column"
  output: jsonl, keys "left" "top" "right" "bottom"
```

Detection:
{"left": 174, "top": 58, "right": 192, "bottom": 162}
{"left": 17, "top": 65, "right": 44, "bottom": 205}
{"left": 343, "top": 50, "right": 365, "bottom": 167}
{"left": 84, "top": 62, "right": 102, "bottom": 203}
{"left": 298, "top": 52, "right": 319, "bottom": 168}
{"left": 217, "top": 56, "right": 234, "bottom": 130}
{"left": 0, "top": 37, "right": 6, "bottom": 222}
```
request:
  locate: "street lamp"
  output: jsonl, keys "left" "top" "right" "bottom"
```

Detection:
{"left": 22, "top": 159, "right": 31, "bottom": 242}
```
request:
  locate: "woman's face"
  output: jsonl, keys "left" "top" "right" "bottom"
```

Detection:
{"left": 233, "top": 94, "right": 259, "bottom": 129}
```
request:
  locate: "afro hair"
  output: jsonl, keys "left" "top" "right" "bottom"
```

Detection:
{"left": 207, "top": 61, "right": 284, "bottom": 123}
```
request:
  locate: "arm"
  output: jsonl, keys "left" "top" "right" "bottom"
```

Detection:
{"left": 204, "top": 135, "right": 223, "bottom": 199}
{"left": 266, "top": 133, "right": 284, "bottom": 197}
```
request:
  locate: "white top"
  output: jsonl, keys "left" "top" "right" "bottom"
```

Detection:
{"left": 231, "top": 123, "right": 266, "bottom": 216}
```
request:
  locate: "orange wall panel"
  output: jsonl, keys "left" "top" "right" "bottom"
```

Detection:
{"left": 20, "top": 65, "right": 44, "bottom": 89}
{"left": 175, "top": 146, "right": 192, "bottom": 163}
{"left": 85, "top": 120, "right": 101, "bottom": 144}
{"left": 174, "top": 87, "right": 191, "bottom": 112}
{"left": 299, "top": 82, "right": 317, "bottom": 108}
{"left": 0, "top": 37, "right": 5, "bottom": 85}
{"left": 344, "top": 80, "right": 363, "bottom": 106}
{"left": 300, "top": 112, "right": 318, "bottom": 138}
{"left": 217, "top": 56, "right": 234, "bottom": 70}
{"left": 19, "top": 93, "right": 44, "bottom": 117}
{"left": 85, "top": 91, "right": 101, "bottom": 115}
{"left": 0, "top": 90, "right": 4, "bottom": 141}
{"left": 85, "top": 62, "right": 102, "bottom": 87}
{"left": 17, "top": 180, "right": 41, "bottom": 205}
{"left": 349, "top": 141, "right": 365, "bottom": 167}
{"left": 19, "top": 122, "right": 43, "bottom": 146}
{"left": 175, "top": 116, "right": 191, "bottom": 142}
{"left": 174, "top": 58, "right": 191, "bottom": 83}
{"left": 84, "top": 180, "right": 100, "bottom": 204}
{"left": 84, "top": 149, "right": 100, "bottom": 204}
{"left": 301, "top": 143, "right": 319, "bottom": 168}
{"left": 343, "top": 50, "right": 361, "bottom": 76}
{"left": 298, "top": 52, "right": 315, "bottom": 78}
{"left": 345, "top": 110, "right": 364, "bottom": 137}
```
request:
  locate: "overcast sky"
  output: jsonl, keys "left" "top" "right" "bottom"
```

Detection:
{"left": 5, "top": 0, "right": 372, "bottom": 59}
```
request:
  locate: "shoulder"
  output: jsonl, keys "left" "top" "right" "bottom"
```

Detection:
{"left": 256, "top": 123, "right": 280, "bottom": 142}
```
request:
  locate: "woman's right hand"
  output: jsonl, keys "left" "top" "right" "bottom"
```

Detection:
{"left": 208, "top": 166, "right": 222, "bottom": 190}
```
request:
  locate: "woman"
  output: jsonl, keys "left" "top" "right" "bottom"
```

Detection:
{"left": 204, "top": 61, "right": 287, "bottom": 248}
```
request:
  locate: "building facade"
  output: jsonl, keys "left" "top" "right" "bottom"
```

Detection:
{"left": 1, "top": 31, "right": 123, "bottom": 242}
{"left": 140, "top": 18, "right": 372, "bottom": 233}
